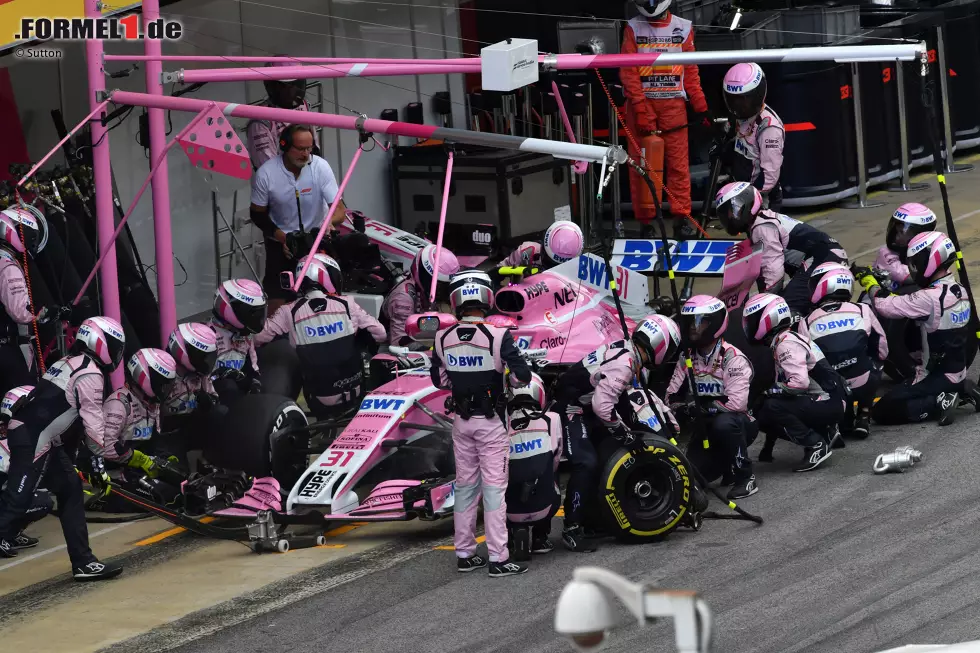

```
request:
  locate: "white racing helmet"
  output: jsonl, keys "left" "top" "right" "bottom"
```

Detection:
{"left": 742, "top": 293, "right": 792, "bottom": 345}
{"left": 297, "top": 253, "right": 343, "bottom": 294}
{"left": 634, "top": 0, "right": 671, "bottom": 19}
{"left": 508, "top": 372, "right": 547, "bottom": 411}
{"left": 448, "top": 270, "right": 494, "bottom": 317}
{"left": 1, "top": 385, "right": 33, "bottom": 423}
{"left": 73, "top": 316, "right": 127, "bottom": 372}
{"left": 723, "top": 63, "right": 768, "bottom": 121}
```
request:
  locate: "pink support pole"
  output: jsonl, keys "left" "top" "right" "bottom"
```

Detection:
{"left": 550, "top": 81, "right": 588, "bottom": 175}
{"left": 143, "top": 0, "right": 178, "bottom": 344}
{"left": 17, "top": 100, "right": 110, "bottom": 187}
{"left": 74, "top": 107, "right": 214, "bottom": 306}
{"left": 179, "top": 62, "right": 479, "bottom": 84}
{"left": 291, "top": 145, "right": 365, "bottom": 293}
{"left": 430, "top": 151, "right": 454, "bottom": 305}
{"left": 85, "top": 0, "right": 123, "bottom": 388}
{"left": 106, "top": 54, "right": 478, "bottom": 65}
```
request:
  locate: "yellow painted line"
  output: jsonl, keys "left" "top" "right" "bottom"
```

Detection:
{"left": 435, "top": 535, "right": 485, "bottom": 551}
{"left": 555, "top": 507, "right": 565, "bottom": 518}
{"left": 324, "top": 522, "right": 368, "bottom": 538}
{"left": 797, "top": 208, "right": 834, "bottom": 223}
{"left": 135, "top": 517, "right": 216, "bottom": 547}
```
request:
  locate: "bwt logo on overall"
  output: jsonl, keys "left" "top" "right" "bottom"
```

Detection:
{"left": 132, "top": 425, "right": 154, "bottom": 441}
{"left": 510, "top": 438, "right": 543, "bottom": 454}
{"left": 360, "top": 397, "right": 406, "bottom": 412}
{"left": 17, "top": 16, "right": 183, "bottom": 41}
{"left": 305, "top": 322, "right": 345, "bottom": 337}
{"left": 815, "top": 318, "right": 856, "bottom": 332}
{"left": 446, "top": 354, "right": 484, "bottom": 367}
{"left": 697, "top": 382, "right": 722, "bottom": 394}
{"left": 951, "top": 309, "right": 971, "bottom": 324}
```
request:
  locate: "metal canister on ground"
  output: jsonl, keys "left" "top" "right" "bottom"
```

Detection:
{"left": 873, "top": 446, "right": 923, "bottom": 474}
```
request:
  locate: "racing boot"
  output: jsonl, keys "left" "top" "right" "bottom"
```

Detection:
{"left": 531, "top": 536, "right": 554, "bottom": 554}
{"left": 852, "top": 411, "right": 872, "bottom": 440}
{"left": 937, "top": 391, "right": 960, "bottom": 427}
{"left": 794, "top": 436, "right": 831, "bottom": 472}
{"left": 12, "top": 532, "right": 39, "bottom": 550}
{"left": 960, "top": 380, "right": 980, "bottom": 413}
{"left": 561, "top": 524, "right": 597, "bottom": 553}
{"left": 457, "top": 555, "right": 488, "bottom": 573}
{"left": 672, "top": 214, "right": 700, "bottom": 240}
{"left": 510, "top": 526, "right": 531, "bottom": 563}
{"left": 73, "top": 559, "right": 123, "bottom": 582}
{"left": 489, "top": 560, "right": 529, "bottom": 578}
{"left": 0, "top": 538, "right": 17, "bottom": 558}
{"left": 727, "top": 475, "right": 759, "bottom": 501}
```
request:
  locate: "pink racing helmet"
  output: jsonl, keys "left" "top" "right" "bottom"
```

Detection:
{"left": 73, "top": 316, "right": 126, "bottom": 371}
{"left": 742, "top": 293, "right": 792, "bottom": 344}
{"left": 678, "top": 295, "right": 729, "bottom": 349}
{"left": 264, "top": 57, "right": 307, "bottom": 108}
{"left": 126, "top": 348, "right": 178, "bottom": 402}
{"left": 0, "top": 207, "right": 45, "bottom": 257}
{"left": 632, "top": 314, "right": 682, "bottom": 367}
{"left": 508, "top": 372, "right": 548, "bottom": 411}
{"left": 723, "top": 63, "right": 767, "bottom": 120}
{"left": 412, "top": 244, "right": 460, "bottom": 301}
{"left": 808, "top": 262, "right": 854, "bottom": 305}
{"left": 543, "top": 221, "right": 584, "bottom": 266}
{"left": 886, "top": 202, "right": 937, "bottom": 254}
{"left": 906, "top": 231, "right": 957, "bottom": 287}
{"left": 213, "top": 279, "right": 268, "bottom": 334}
{"left": 715, "top": 182, "right": 763, "bottom": 237}
{"left": 1, "top": 385, "right": 33, "bottom": 423}
{"left": 168, "top": 322, "right": 219, "bottom": 375}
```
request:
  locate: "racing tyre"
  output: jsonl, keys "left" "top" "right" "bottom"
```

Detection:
{"left": 596, "top": 435, "right": 694, "bottom": 543}
{"left": 202, "top": 394, "right": 308, "bottom": 484}
{"left": 256, "top": 338, "right": 303, "bottom": 400}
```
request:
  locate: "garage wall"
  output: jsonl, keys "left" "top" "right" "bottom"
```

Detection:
{"left": 6, "top": 0, "right": 465, "bottom": 320}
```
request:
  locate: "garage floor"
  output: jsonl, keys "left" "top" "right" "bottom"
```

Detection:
{"left": 2, "top": 152, "right": 980, "bottom": 653}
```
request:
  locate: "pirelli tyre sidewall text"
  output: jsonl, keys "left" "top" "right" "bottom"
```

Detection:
{"left": 598, "top": 435, "right": 692, "bottom": 542}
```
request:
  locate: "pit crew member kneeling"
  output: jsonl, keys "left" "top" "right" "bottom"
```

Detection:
{"left": 0, "top": 317, "right": 125, "bottom": 580}
{"left": 554, "top": 315, "right": 680, "bottom": 553}
{"left": 210, "top": 279, "right": 267, "bottom": 405}
{"left": 0, "top": 385, "right": 52, "bottom": 553}
{"left": 102, "top": 349, "right": 179, "bottom": 481}
{"left": 666, "top": 296, "right": 759, "bottom": 500}
{"left": 505, "top": 373, "right": 562, "bottom": 563}
{"left": 875, "top": 203, "right": 937, "bottom": 291}
{"left": 256, "top": 253, "right": 387, "bottom": 418}
{"left": 716, "top": 182, "right": 848, "bottom": 316}
{"left": 499, "top": 220, "right": 584, "bottom": 270}
{"left": 745, "top": 294, "right": 847, "bottom": 471}
{"left": 799, "top": 263, "right": 887, "bottom": 439}
{"left": 431, "top": 270, "right": 532, "bottom": 578}
{"left": 856, "top": 231, "right": 980, "bottom": 426}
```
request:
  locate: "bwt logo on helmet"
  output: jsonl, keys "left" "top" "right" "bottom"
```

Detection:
{"left": 446, "top": 353, "right": 484, "bottom": 367}
{"left": 359, "top": 397, "right": 406, "bottom": 412}
{"left": 726, "top": 84, "right": 744, "bottom": 93}
{"left": 305, "top": 321, "right": 345, "bottom": 337}
{"left": 18, "top": 16, "right": 183, "bottom": 41}
{"left": 461, "top": 287, "right": 481, "bottom": 297}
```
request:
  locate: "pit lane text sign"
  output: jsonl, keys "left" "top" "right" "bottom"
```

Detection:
{"left": 0, "top": 1, "right": 146, "bottom": 54}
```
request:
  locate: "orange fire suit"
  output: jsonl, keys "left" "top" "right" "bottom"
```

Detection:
{"left": 621, "top": 12, "right": 708, "bottom": 222}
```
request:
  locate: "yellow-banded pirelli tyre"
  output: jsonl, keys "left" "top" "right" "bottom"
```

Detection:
{"left": 597, "top": 434, "right": 695, "bottom": 543}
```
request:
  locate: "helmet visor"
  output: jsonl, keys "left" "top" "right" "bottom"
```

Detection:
{"left": 238, "top": 303, "right": 268, "bottom": 334}
{"left": 679, "top": 313, "right": 717, "bottom": 348}
{"left": 886, "top": 218, "right": 929, "bottom": 255}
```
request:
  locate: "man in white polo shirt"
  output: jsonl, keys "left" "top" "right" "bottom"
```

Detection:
{"left": 250, "top": 124, "right": 347, "bottom": 313}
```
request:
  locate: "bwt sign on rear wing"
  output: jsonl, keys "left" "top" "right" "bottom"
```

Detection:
{"left": 552, "top": 253, "right": 649, "bottom": 307}
{"left": 611, "top": 239, "right": 744, "bottom": 277}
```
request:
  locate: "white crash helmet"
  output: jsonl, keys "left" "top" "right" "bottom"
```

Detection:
{"left": 634, "top": 0, "right": 671, "bottom": 18}
{"left": 542, "top": 220, "right": 584, "bottom": 267}
{"left": 1, "top": 385, "right": 33, "bottom": 423}
{"left": 213, "top": 279, "right": 268, "bottom": 334}
{"left": 723, "top": 63, "right": 768, "bottom": 121}
{"left": 906, "top": 231, "right": 957, "bottom": 287}
{"left": 412, "top": 244, "right": 460, "bottom": 302}
{"left": 448, "top": 270, "right": 495, "bottom": 317}
{"left": 632, "top": 314, "right": 682, "bottom": 368}
{"left": 72, "top": 316, "right": 127, "bottom": 371}
{"left": 886, "top": 202, "right": 937, "bottom": 255}
{"left": 508, "top": 372, "right": 547, "bottom": 411}
{"left": 0, "top": 206, "right": 47, "bottom": 257}
{"left": 297, "top": 253, "right": 343, "bottom": 294}
{"left": 126, "top": 348, "right": 179, "bottom": 402}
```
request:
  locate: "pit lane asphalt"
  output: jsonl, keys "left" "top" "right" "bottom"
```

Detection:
{"left": 95, "top": 161, "right": 980, "bottom": 653}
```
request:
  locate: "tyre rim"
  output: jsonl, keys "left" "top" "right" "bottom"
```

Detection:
{"left": 623, "top": 464, "right": 674, "bottom": 521}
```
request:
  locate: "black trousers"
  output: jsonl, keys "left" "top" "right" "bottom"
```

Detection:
{"left": 0, "top": 342, "right": 35, "bottom": 397}
{"left": 843, "top": 367, "right": 883, "bottom": 428}
{"left": 686, "top": 412, "right": 759, "bottom": 484}
{"left": 0, "top": 432, "right": 94, "bottom": 567}
{"left": 872, "top": 371, "right": 961, "bottom": 425}
{"left": 559, "top": 409, "right": 598, "bottom": 527}
{"left": 758, "top": 393, "right": 845, "bottom": 446}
